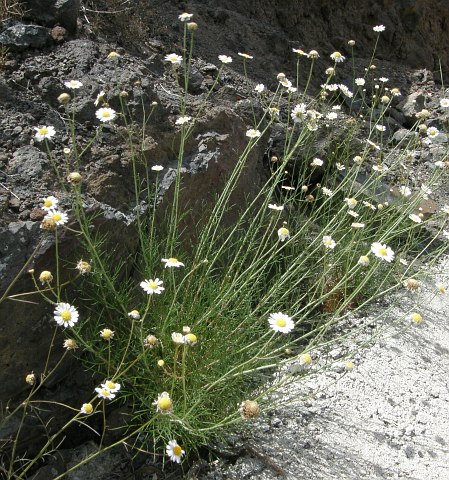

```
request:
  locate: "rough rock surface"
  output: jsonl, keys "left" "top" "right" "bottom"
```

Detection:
{"left": 201, "top": 256, "right": 449, "bottom": 480}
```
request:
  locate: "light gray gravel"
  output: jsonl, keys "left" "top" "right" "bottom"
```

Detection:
{"left": 203, "top": 257, "right": 449, "bottom": 480}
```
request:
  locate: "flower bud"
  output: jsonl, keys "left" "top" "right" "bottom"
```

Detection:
{"left": 57, "top": 93, "right": 71, "bottom": 104}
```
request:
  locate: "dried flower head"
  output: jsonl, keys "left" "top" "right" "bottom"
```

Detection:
{"left": 25, "top": 373, "right": 36, "bottom": 385}
{"left": 154, "top": 391, "right": 173, "bottom": 413}
{"left": 67, "top": 172, "right": 82, "bottom": 184}
{"left": 128, "top": 310, "right": 141, "bottom": 320}
{"left": 144, "top": 335, "right": 158, "bottom": 347}
{"left": 76, "top": 260, "right": 91, "bottom": 274}
{"left": 240, "top": 400, "right": 261, "bottom": 419}
{"left": 63, "top": 338, "right": 78, "bottom": 350}
{"left": 57, "top": 93, "right": 71, "bottom": 104}
{"left": 404, "top": 278, "right": 421, "bottom": 292}
{"left": 39, "top": 270, "right": 53, "bottom": 284}
{"left": 40, "top": 217, "right": 57, "bottom": 231}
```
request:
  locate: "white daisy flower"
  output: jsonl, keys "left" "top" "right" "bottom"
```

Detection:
{"left": 345, "top": 197, "right": 358, "bottom": 209}
{"left": 268, "top": 312, "right": 294, "bottom": 333}
{"left": 34, "top": 125, "right": 56, "bottom": 141}
{"left": 238, "top": 52, "right": 253, "bottom": 60}
{"left": 351, "top": 222, "right": 365, "bottom": 228}
{"left": 54, "top": 303, "right": 79, "bottom": 328}
{"left": 140, "top": 278, "right": 165, "bottom": 295}
{"left": 42, "top": 196, "right": 58, "bottom": 211}
{"left": 178, "top": 12, "right": 193, "bottom": 21}
{"left": 64, "top": 80, "right": 83, "bottom": 89}
{"left": 44, "top": 209, "right": 68, "bottom": 226}
{"left": 322, "top": 187, "right": 333, "bottom": 196}
{"left": 175, "top": 116, "right": 191, "bottom": 125}
{"left": 95, "top": 387, "right": 116, "bottom": 400}
{"left": 376, "top": 125, "right": 386, "bottom": 132}
{"left": 379, "top": 77, "right": 389, "bottom": 83}
{"left": 164, "top": 53, "right": 183, "bottom": 64}
{"left": 166, "top": 440, "right": 185, "bottom": 463}
{"left": 330, "top": 51, "right": 345, "bottom": 63}
{"left": 95, "top": 108, "right": 117, "bottom": 122}
{"left": 347, "top": 210, "right": 359, "bottom": 218}
{"left": 427, "top": 126, "right": 440, "bottom": 139}
{"left": 371, "top": 242, "right": 395, "bottom": 262}
{"left": 322, "top": 235, "right": 336, "bottom": 249}
{"left": 161, "top": 257, "right": 185, "bottom": 268}
{"left": 373, "top": 25, "right": 386, "bottom": 32}
{"left": 80, "top": 403, "right": 93, "bottom": 414}
{"left": 94, "top": 90, "right": 105, "bottom": 107}
{"left": 311, "top": 157, "right": 323, "bottom": 167}
{"left": 218, "top": 55, "right": 232, "bottom": 64}
{"left": 358, "top": 255, "right": 370, "bottom": 266}
{"left": 268, "top": 204, "right": 284, "bottom": 211}
{"left": 398, "top": 186, "right": 412, "bottom": 197}
{"left": 172, "top": 332, "right": 185, "bottom": 344}
{"left": 291, "top": 103, "right": 307, "bottom": 122}
{"left": 151, "top": 165, "right": 164, "bottom": 171}
{"left": 246, "top": 129, "right": 261, "bottom": 138}
{"left": 336, "top": 163, "right": 345, "bottom": 171}
{"left": 440, "top": 98, "right": 449, "bottom": 108}
{"left": 409, "top": 213, "right": 422, "bottom": 223}
{"left": 355, "top": 78, "right": 366, "bottom": 86}
{"left": 254, "top": 83, "right": 265, "bottom": 93}
{"left": 277, "top": 227, "right": 290, "bottom": 242}
{"left": 101, "top": 380, "right": 121, "bottom": 393}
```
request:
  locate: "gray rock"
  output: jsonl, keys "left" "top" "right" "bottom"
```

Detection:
{"left": 391, "top": 128, "right": 418, "bottom": 145}
{"left": 8, "top": 146, "right": 49, "bottom": 178}
{"left": 23, "top": 0, "right": 81, "bottom": 32}
{"left": 0, "top": 24, "right": 50, "bottom": 51}
{"left": 397, "top": 92, "right": 426, "bottom": 127}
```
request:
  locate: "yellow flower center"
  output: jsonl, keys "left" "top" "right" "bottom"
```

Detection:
{"left": 105, "top": 381, "right": 115, "bottom": 389}
{"left": 167, "top": 258, "right": 178, "bottom": 263}
{"left": 276, "top": 319, "right": 287, "bottom": 328}
{"left": 61, "top": 310, "right": 72, "bottom": 322}
{"left": 44, "top": 199, "right": 52, "bottom": 207}
{"left": 173, "top": 445, "right": 182, "bottom": 456}
{"left": 158, "top": 398, "right": 172, "bottom": 411}
{"left": 378, "top": 247, "right": 388, "bottom": 256}
{"left": 39, "top": 128, "right": 49, "bottom": 135}
{"left": 334, "top": 52, "right": 341, "bottom": 57}
{"left": 52, "top": 213, "right": 62, "bottom": 222}
{"left": 102, "top": 111, "right": 111, "bottom": 117}
{"left": 101, "top": 389, "right": 111, "bottom": 397}
{"left": 148, "top": 281, "right": 158, "bottom": 290}
{"left": 83, "top": 404, "right": 93, "bottom": 413}
{"left": 411, "top": 313, "right": 422, "bottom": 323}
{"left": 279, "top": 228, "right": 289, "bottom": 236}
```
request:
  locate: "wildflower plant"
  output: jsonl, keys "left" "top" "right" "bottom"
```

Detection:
{"left": 1, "top": 13, "right": 448, "bottom": 479}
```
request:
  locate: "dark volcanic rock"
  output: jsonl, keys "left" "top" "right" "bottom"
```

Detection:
{"left": 23, "top": 0, "right": 81, "bottom": 32}
{"left": 0, "top": 24, "right": 50, "bottom": 51}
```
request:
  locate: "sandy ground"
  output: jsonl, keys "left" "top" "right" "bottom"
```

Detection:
{"left": 203, "top": 256, "right": 449, "bottom": 480}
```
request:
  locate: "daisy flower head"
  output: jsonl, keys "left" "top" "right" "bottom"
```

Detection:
{"left": 100, "top": 328, "right": 114, "bottom": 341}
{"left": 311, "top": 157, "right": 324, "bottom": 167}
{"left": 330, "top": 51, "right": 345, "bottom": 63}
{"left": 238, "top": 52, "right": 253, "bottom": 60}
{"left": 254, "top": 83, "right": 265, "bottom": 93}
{"left": 64, "top": 80, "right": 83, "bottom": 89}
{"left": 172, "top": 332, "right": 185, "bottom": 344}
{"left": 175, "top": 116, "right": 191, "bottom": 125}
{"left": 355, "top": 78, "right": 366, "bottom": 87}
{"left": 345, "top": 197, "right": 358, "bottom": 209}
{"left": 358, "top": 255, "right": 370, "bottom": 266}
{"left": 436, "top": 282, "right": 446, "bottom": 294}
{"left": 268, "top": 312, "right": 294, "bottom": 334}
{"left": 326, "top": 112, "right": 338, "bottom": 120}
{"left": 178, "top": 12, "right": 193, "bottom": 21}
{"left": 336, "top": 163, "right": 345, "bottom": 171}
{"left": 94, "top": 90, "right": 105, "bottom": 107}
{"left": 373, "top": 25, "right": 385, "bottom": 32}
{"left": 246, "top": 128, "right": 261, "bottom": 138}
{"left": 347, "top": 210, "right": 359, "bottom": 218}
{"left": 63, "top": 338, "right": 78, "bottom": 350}
{"left": 409, "top": 213, "right": 422, "bottom": 223}
{"left": 399, "top": 186, "right": 412, "bottom": 197}
{"left": 140, "top": 278, "right": 164, "bottom": 295}
{"left": 164, "top": 53, "right": 182, "bottom": 65}
{"left": 291, "top": 103, "right": 307, "bottom": 122}
{"left": 440, "top": 98, "right": 449, "bottom": 108}
{"left": 54, "top": 303, "right": 79, "bottom": 328}
{"left": 409, "top": 312, "right": 423, "bottom": 324}
{"left": 441, "top": 205, "right": 449, "bottom": 215}
{"left": 95, "top": 107, "right": 117, "bottom": 122}
{"left": 268, "top": 204, "right": 284, "bottom": 211}
{"left": 376, "top": 125, "right": 386, "bottom": 132}
{"left": 34, "top": 125, "right": 56, "bottom": 141}
{"left": 351, "top": 222, "right": 365, "bottom": 229}
{"left": 42, "top": 195, "right": 58, "bottom": 211}
{"left": 277, "top": 227, "right": 290, "bottom": 242}
{"left": 427, "top": 127, "right": 440, "bottom": 140}
{"left": 322, "top": 235, "right": 336, "bottom": 249}
{"left": 218, "top": 54, "right": 232, "bottom": 64}
{"left": 322, "top": 187, "right": 333, "bottom": 196}
{"left": 184, "top": 333, "right": 198, "bottom": 345}
{"left": 166, "top": 440, "right": 185, "bottom": 463}
{"left": 154, "top": 391, "right": 173, "bottom": 413}
{"left": 95, "top": 387, "right": 116, "bottom": 400}
{"left": 308, "top": 50, "right": 319, "bottom": 58}
{"left": 151, "top": 165, "right": 164, "bottom": 172}
{"left": 128, "top": 310, "right": 140, "bottom": 320}
{"left": 44, "top": 209, "right": 68, "bottom": 226}
{"left": 299, "top": 353, "right": 312, "bottom": 366}
{"left": 80, "top": 403, "right": 93, "bottom": 414}
{"left": 39, "top": 270, "right": 53, "bottom": 284}
{"left": 101, "top": 380, "right": 121, "bottom": 393}
{"left": 162, "top": 257, "right": 184, "bottom": 268}
{"left": 292, "top": 48, "right": 307, "bottom": 56}
{"left": 76, "top": 260, "right": 92, "bottom": 274}
{"left": 371, "top": 242, "right": 395, "bottom": 262}
{"left": 25, "top": 373, "right": 36, "bottom": 385}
